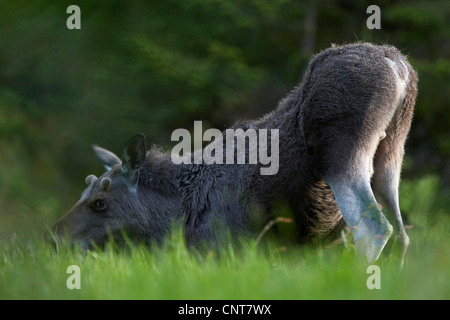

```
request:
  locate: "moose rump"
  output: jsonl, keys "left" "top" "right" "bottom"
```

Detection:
{"left": 299, "top": 44, "right": 417, "bottom": 264}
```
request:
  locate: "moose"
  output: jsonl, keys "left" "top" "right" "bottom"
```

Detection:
{"left": 50, "top": 43, "right": 418, "bottom": 265}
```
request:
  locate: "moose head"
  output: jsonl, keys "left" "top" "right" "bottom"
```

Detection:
{"left": 49, "top": 134, "right": 181, "bottom": 249}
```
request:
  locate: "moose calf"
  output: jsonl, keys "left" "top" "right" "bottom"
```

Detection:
{"left": 50, "top": 43, "right": 418, "bottom": 265}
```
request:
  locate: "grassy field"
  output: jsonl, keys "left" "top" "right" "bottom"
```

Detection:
{"left": 0, "top": 175, "right": 449, "bottom": 300}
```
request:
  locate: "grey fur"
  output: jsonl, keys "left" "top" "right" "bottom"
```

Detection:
{"left": 50, "top": 43, "right": 417, "bottom": 264}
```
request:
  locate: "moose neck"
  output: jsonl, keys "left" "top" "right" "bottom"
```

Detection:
{"left": 137, "top": 152, "right": 185, "bottom": 222}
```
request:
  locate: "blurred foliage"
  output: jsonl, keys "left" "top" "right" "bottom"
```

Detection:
{"left": 0, "top": 0, "right": 449, "bottom": 239}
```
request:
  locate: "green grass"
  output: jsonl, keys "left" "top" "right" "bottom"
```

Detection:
{"left": 0, "top": 175, "right": 449, "bottom": 300}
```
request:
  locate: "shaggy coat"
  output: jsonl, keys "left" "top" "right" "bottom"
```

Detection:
{"left": 51, "top": 43, "right": 418, "bottom": 263}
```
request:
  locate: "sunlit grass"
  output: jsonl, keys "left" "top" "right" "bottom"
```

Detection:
{"left": 0, "top": 175, "right": 449, "bottom": 299}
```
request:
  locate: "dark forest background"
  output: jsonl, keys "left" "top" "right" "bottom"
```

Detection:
{"left": 0, "top": 0, "right": 448, "bottom": 239}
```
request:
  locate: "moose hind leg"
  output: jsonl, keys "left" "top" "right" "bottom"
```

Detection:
{"left": 372, "top": 72, "right": 416, "bottom": 267}
{"left": 372, "top": 157, "right": 409, "bottom": 267}
{"left": 325, "top": 158, "right": 393, "bottom": 264}
{"left": 372, "top": 130, "right": 412, "bottom": 267}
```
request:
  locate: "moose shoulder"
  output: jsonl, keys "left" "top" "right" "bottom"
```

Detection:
{"left": 50, "top": 43, "right": 418, "bottom": 265}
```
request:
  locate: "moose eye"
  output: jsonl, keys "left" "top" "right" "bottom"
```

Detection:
{"left": 93, "top": 198, "right": 107, "bottom": 211}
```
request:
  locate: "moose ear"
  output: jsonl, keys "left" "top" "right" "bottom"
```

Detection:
{"left": 121, "top": 133, "right": 146, "bottom": 178}
{"left": 92, "top": 145, "right": 122, "bottom": 171}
